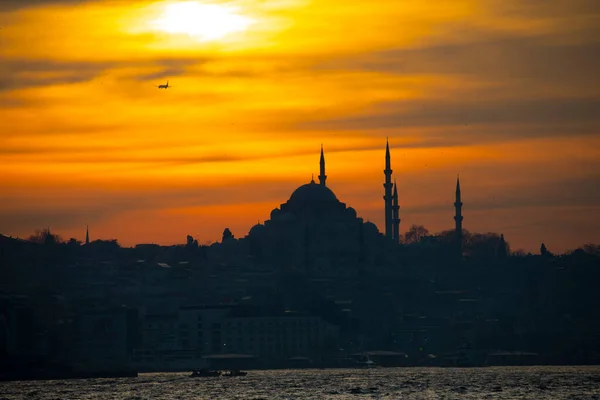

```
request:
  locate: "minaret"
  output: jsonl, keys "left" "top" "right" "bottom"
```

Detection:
{"left": 392, "top": 179, "right": 400, "bottom": 243}
{"left": 85, "top": 225, "right": 89, "bottom": 245}
{"left": 318, "top": 144, "right": 327, "bottom": 186}
{"left": 454, "top": 176, "right": 463, "bottom": 256}
{"left": 383, "top": 139, "right": 393, "bottom": 238}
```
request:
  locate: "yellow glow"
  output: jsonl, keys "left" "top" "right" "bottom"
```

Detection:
{"left": 150, "top": 1, "right": 253, "bottom": 41}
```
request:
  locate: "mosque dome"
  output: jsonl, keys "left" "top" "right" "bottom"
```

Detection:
{"left": 288, "top": 180, "right": 339, "bottom": 206}
{"left": 345, "top": 207, "right": 357, "bottom": 219}
{"left": 363, "top": 221, "right": 380, "bottom": 234}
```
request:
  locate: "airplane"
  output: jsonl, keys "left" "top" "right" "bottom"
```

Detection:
{"left": 155, "top": 81, "right": 172, "bottom": 89}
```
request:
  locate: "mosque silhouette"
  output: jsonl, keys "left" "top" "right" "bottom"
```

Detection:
{"left": 243, "top": 140, "right": 463, "bottom": 276}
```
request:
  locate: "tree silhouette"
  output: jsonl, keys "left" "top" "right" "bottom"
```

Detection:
{"left": 186, "top": 235, "right": 198, "bottom": 249}
{"left": 28, "top": 228, "right": 62, "bottom": 245}
{"left": 512, "top": 249, "right": 527, "bottom": 257}
{"left": 582, "top": 244, "right": 600, "bottom": 255}
{"left": 67, "top": 238, "right": 81, "bottom": 246}
{"left": 222, "top": 228, "right": 234, "bottom": 242}
{"left": 435, "top": 228, "right": 472, "bottom": 248}
{"left": 540, "top": 242, "right": 553, "bottom": 257}
{"left": 404, "top": 224, "right": 429, "bottom": 244}
{"left": 466, "top": 232, "right": 509, "bottom": 259}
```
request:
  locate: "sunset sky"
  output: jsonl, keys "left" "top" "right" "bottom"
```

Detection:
{"left": 1, "top": 0, "right": 598, "bottom": 253}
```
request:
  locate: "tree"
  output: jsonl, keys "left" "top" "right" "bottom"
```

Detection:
{"left": 67, "top": 238, "right": 82, "bottom": 246}
{"left": 512, "top": 249, "right": 527, "bottom": 257}
{"left": 582, "top": 244, "right": 600, "bottom": 256}
{"left": 222, "top": 228, "right": 234, "bottom": 242}
{"left": 404, "top": 224, "right": 429, "bottom": 244}
{"left": 465, "top": 232, "right": 510, "bottom": 260}
{"left": 28, "top": 228, "right": 62, "bottom": 245}
{"left": 435, "top": 228, "right": 473, "bottom": 248}
{"left": 540, "top": 242, "right": 550, "bottom": 256}
{"left": 186, "top": 235, "right": 198, "bottom": 249}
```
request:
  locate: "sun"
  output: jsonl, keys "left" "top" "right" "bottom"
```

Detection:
{"left": 151, "top": 1, "right": 253, "bottom": 41}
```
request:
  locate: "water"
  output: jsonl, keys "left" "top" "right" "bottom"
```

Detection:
{"left": 1, "top": 366, "right": 600, "bottom": 399}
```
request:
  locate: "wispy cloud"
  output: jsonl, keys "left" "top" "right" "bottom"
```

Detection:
{"left": 0, "top": 0, "right": 101, "bottom": 11}
{"left": 0, "top": 59, "right": 112, "bottom": 92}
{"left": 299, "top": 97, "right": 600, "bottom": 135}
{"left": 0, "top": 57, "right": 208, "bottom": 92}
{"left": 316, "top": 29, "right": 600, "bottom": 92}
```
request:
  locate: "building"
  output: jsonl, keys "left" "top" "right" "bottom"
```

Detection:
{"left": 133, "top": 305, "right": 339, "bottom": 369}
{"left": 246, "top": 143, "right": 403, "bottom": 276}
{"left": 71, "top": 306, "right": 139, "bottom": 373}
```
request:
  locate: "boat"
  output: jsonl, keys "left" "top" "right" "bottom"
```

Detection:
{"left": 190, "top": 369, "right": 221, "bottom": 377}
{"left": 223, "top": 370, "right": 247, "bottom": 377}
{"left": 355, "top": 354, "right": 378, "bottom": 368}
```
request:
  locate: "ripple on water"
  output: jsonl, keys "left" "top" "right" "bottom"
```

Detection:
{"left": 1, "top": 366, "right": 600, "bottom": 399}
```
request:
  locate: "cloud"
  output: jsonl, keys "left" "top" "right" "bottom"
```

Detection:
{"left": 406, "top": 174, "right": 600, "bottom": 215}
{"left": 0, "top": 59, "right": 112, "bottom": 92}
{"left": 0, "top": 54, "right": 299, "bottom": 99}
{"left": 123, "top": 57, "right": 210, "bottom": 82}
{"left": 290, "top": 25, "right": 600, "bottom": 145}
{"left": 0, "top": 0, "right": 109, "bottom": 11}
{"left": 0, "top": 207, "right": 113, "bottom": 233}
{"left": 0, "top": 57, "right": 207, "bottom": 92}
{"left": 483, "top": 0, "right": 599, "bottom": 19}
{"left": 299, "top": 97, "right": 600, "bottom": 139}
{"left": 0, "top": 95, "right": 35, "bottom": 108}
{"left": 0, "top": 120, "right": 127, "bottom": 139}
{"left": 0, "top": 179, "right": 294, "bottom": 234}
{"left": 317, "top": 30, "right": 600, "bottom": 90}
{"left": 132, "top": 68, "right": 188, "bottom": 82}
{"left": 0, "top": 140, "right": 389, "bottom": 165}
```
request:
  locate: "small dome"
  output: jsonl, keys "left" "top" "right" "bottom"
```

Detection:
{"left": 249, "top": 224, "right": 266, "bottom": 236}
{"left": 363, "top": 221, "right": 379, "bottom": 233}
{"left": 270, "top": 208, "right": 281, "bottom": 220}
{"left": 346, "top": 207, "right": 357, "bottom": 218}
{"left": 288, "top": 181, "right": 338, "bottom": 205}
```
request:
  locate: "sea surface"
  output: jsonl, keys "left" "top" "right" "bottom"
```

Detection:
{"left": 1, "top": 366, "right": 600, "bottom": 399}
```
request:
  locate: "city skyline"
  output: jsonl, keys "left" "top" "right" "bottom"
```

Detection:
{"left": 1, "top": 0, "right": 599, "bottom": 253}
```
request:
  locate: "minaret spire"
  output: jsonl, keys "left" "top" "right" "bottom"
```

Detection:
{"left": 392, "top": 179, "right": 400, "bottom": 243}
{"left": 85, "top": 225, "right": 89, "bottom": 245}
{"left": 454, "top": 175, "right": 463, "bottom": 257}
{"left": 383, "top": 138, "right": 393, "bottom": 238}
{"left": 318, "top": 144, "right": 327, "bottom": 186}
{"left": 385, "top": 138, "right": 391, "bottom": 169}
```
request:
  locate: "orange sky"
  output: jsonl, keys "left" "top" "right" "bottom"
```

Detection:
{"left": 1, "top": 0, "right": 599, "bottom": 253}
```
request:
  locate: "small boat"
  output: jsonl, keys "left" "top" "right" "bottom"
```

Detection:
{"left": 355, "top": 354, "right": 378, "bottom": 368}
{"left": 223, "top": 370, "right": 247, "bottom": 377}
{"left": 190, "top": 369, "right": 221, "bottom": 377}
